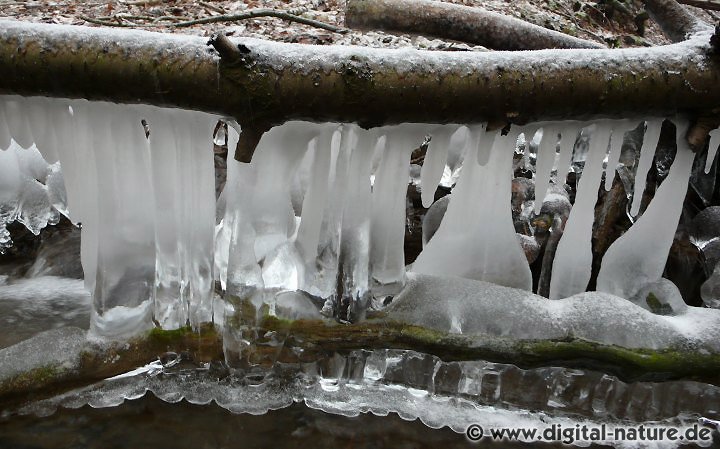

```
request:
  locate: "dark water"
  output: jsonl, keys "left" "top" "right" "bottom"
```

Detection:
{"left": 0, "top": 395, "right": 544, "bottom": 449}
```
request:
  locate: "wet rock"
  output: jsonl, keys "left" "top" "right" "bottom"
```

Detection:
{"left": 421, "top": 195, "right": 449, "bottom": 246}
{"left": 689, "top": 206, "right": 720, "bottom": 245}
{"left": 664, "top": 236, "right": 706, "bottom": 306}
{"left": 516, "top": 233, "right": 540, "bottom": 264}
{"left": 702, "top": 265, "right": 720, "bottom": 309}
{"left": 25, "top": 219, "right": 82, "bottom": 279}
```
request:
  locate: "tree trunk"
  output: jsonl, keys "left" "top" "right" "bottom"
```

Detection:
{"left": 1, "top": 20, "right": 719, "bottom": 161}
{"left": 345, "top": 0, "right": 606, "bottom": 50}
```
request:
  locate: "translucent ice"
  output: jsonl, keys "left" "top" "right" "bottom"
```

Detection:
{"left": 550, "top": 122, "right": 612, "bottom": 299}
{"left": 597, "top": 120, "right": 695, "bottom": 300}
{"left": 412, "top": 126, "right": 532, "bottom": 291}
{"left": 630, "top": 119, "right": 662, "bottom": 217}
{"left": 706, "top": 127, "right": 719, "bottom": 174}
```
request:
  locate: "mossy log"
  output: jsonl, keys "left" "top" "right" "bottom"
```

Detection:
{"left": 1, "top": 20, "right": 720, "bottom": 161}
{"left": 2, "top": 314, "right": 720, "bottom": 412}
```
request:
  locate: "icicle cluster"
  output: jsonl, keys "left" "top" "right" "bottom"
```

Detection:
{"left": 0, "top": 96, "right": 216, "bottom": 339}
{"left": 2, "top": 94, "right": 718, "bottom": 338}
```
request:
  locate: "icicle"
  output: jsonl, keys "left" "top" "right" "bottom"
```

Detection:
{"left": 3, "top": 97, "right": 34, "bottom": 149}
{"left": 603, "top": 120, "right": 635, "bottom": 191}
{"left": 295, "top": 130, "right": 335, "bottom": 264}
{"left": 549, "top": 122, "right": 611, "bottom": 299}
{"left": 26, "top": 96, "right": 60, "bottom": 164}
{"left": 146, "top": 107, "right": 184, "bottom": 328}
{"left": 88, "top": 102, "right": 156, "bottom": 339}
{"left": 630, "top": 119, "right": 662, "bottom": 217}
{"left": 146, "top": 107, "right": 216, "bottom": 328}
{"left": 225, "top": 160, "right": 263, "bottom": 299}
{"left": 706, "top": 127, "right": 720, "bottom": 174}
{"left": 299, "top": 125, "right": 349, "bottom": 299}
{"left": 534, "top": 124, "right": 559, "bottom": 214}
{"left": 338, "top": 124, "right": 376, "bottom": 303}
{"left": 370, "top": 124, "right": 419, "bottom": 291}
{"left": 176, "top": 109, "right": 216, "bottom": 327}
{"left": 412, "top": 125, "right": 532, "bottom": 291}
{"left": 475, "top": 123, "right": 495, "bottom": 166}
{"left": 0, "top": 99, "right": 11, "bottom": 150}
{"left": 555, "top": 124, "right": 580, "bottom": 186}
{"left": 420, "top": 125, "right": 454, "bottom": 208}
{"left": 596, "top": 119, "right": 696, "bottom": 299}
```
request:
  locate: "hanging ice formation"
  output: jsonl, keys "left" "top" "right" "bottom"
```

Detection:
{"left": 1, "top": 94, "right": 716, "bottom": 339}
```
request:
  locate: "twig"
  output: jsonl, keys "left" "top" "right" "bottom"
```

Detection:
{"left": 172, "top": 8, "right": 349, "bottom": 33}
{"left": 199, "top": 1, "right": 225, "bottom": 14}
{"left": 118, "top": 0, "right": 166, "bottom": 6}
{"left": 678, "top": 0, "right": 720, "bottom": 11}
{"left": 79, "top": 15, "right": 138, "bottom": 27}
{"left": 555, "top": 3, "right": 607, "bottom": 44}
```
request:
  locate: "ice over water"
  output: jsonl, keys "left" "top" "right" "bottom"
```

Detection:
{"left": 1, "top": 94, "right": 719, "bottom": 341}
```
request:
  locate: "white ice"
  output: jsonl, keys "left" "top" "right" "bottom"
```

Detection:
{"left": 412, "top": 125, "right": 532, "bottom": 291}
{"left": 630, "top": 119, "right": 662, "bottom": 217}
{"left": 549, "top": 122, "right": 611, "bottom": 299}
{"left": 597, "top": 120, "right": 695, "bottom": 300}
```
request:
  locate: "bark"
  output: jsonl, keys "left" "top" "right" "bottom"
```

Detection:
{"left": 345, "top": 0, "right": 605, "bottom": 50}
{"left": 679, "top": 0, "right": 720, "bottom": 11}
{"left": 645, "top": 0, "right": 710, "bottom": 41}
{"left": 1, "top": 20, "right": 719, "bottom": 161}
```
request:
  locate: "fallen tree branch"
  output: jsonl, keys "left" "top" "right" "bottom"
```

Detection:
{"left": 678, "top": 0, "right": 720, "bottom": 11}
{"left": 645, "top": 0, "right": 711, "bottom": 41}
{"left": 345, "top": 0, "right": 606, "bottom": 50}
{"left": 172, "top": 8, "right": 348, "bottom": 34}
{"left": 1, "top": 20, "right": 719, "bottom": 162}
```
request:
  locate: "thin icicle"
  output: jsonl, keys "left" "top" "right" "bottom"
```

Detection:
{"left": 370, "top": 124, "right": 419, "bottom": 290}
{"left": 295, "top": 131, "right": 334, "bottom": 263}
{"left": 555, "top": 123, "right": 580, "bottom": 186}
{"left": 630, "top": 119, "right": 662, "bottom": 217}
{"left": 475, "top": 123, "right": 495, "bottom": 166}
{"left": 604, "top": 120, "right": 635, "bottom": 191}
{"left": 549, "top": 122, "right": 612, "bottom": 299}
{"left": 420, "top": 125, "right": 454, "bottom": 208}
{"left": 597, "top": 119, "right": 695, "bottom": 299}
{"left": 3, "top": 97, "right": 34, "bottom": 149}
{"left": 534, "top": 124, "right": 559, "bottom": 214}
{"left": 706, "top": 127, "right": 720, "bottom": 174}
{"left": 339, "top": 125, "right": 376, "bottom": 303}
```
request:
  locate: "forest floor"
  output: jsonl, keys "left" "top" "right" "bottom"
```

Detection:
{"left": 0, "top": 0, "right": 717, "bottom": 50}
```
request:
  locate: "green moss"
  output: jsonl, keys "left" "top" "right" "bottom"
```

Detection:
{"left": 645, "top": 292, "right": 673, "bottom": 315}
{"left": 0, "top": 364, "right": 65, "bottom": 398}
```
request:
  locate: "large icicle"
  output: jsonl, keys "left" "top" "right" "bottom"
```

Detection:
{"left": 596, "top": 120, "right": 695, "bottom": 299}
{"left": 86, "top": 102, "right": 156, "bottom": 339}
{"left": 629, "top": 119, "right": 662, "bottom": 217}
{"left": 370, "top": 124, "right": 419, "bottom": 291}
{"left": 549, "top": 122, "right": 611, "bottom": 299}
{"left": 419, "top": 125, "right": 453, "bottom": 208}
{"left": 534, "top": 124, "right": 559, "bottom": 214}
{"left": 554, "top": 124, "right": 580, "bottom": 186}
{"left": 412, "top": 125, "right": 532, "bottom": 291}
{"left": 146, "top": 107, "right": 216, "bottom": 329}
{"left": 338, "top": 125, "right": 376, "bottom": 306}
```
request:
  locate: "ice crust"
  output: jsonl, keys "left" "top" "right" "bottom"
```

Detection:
{"left": 17, "top": 347, "right": 719, "bottom": 448}
{"left": 388, "top": 272, "right": 720, "bottom": 350}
